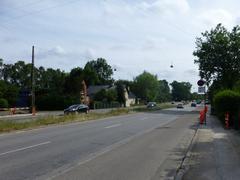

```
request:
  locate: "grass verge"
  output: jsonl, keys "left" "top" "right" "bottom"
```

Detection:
{"left": 0, "top": 103, "right": 175, "bottom": 133}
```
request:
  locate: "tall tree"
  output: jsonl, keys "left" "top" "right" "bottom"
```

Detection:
{"left": 2, "top": 61, "right": 32, "bottom": 90}
{"left": 171, "top": 81, "right": 192, "bottom": 101}
{"left": 132, "top": 71, "right": 159, "bottom": 102}
{"left": 157, "top": 80, "right": 171, "bottom": 102}
{"left": 84, "top": 58, "right": 113, "bottom": 85}
{"left": 194, "top": 24, "right": 240, "bottom": 89}
{"left": 64, "top": 67, "right": 84, "bottom": 94}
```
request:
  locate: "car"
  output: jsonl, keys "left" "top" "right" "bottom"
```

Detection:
{"left": 205, "top": 100, "right": 210, "bottom": 105}
{"left": 191, "top": 102, "right": 197, "bottom": 107}
{"left": 176, "top": 103, "right": 184, "bottom": 108}
{"left": 196, "top": 100, "right": 202, "bottom": 104}
{"left": 64, "top": 104, "right": 89, "bottom": 115}
{"left": 147, "top": 102, "right": 157, "bottom": 108}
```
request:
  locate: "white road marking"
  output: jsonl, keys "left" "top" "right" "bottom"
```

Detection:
{"left": 0, "top": 141, "right": 51, "bottom": 156}
{"left": 104, "top": 124, "right": 122, "bottom": 129}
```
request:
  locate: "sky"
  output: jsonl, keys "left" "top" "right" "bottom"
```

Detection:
{"left": 0, "top": 0, "right": 240, "bottom": 91}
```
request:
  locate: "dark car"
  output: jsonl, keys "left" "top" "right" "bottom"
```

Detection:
{"left": 191, "top": 102, "right": 197, "bottom": 107}
{"left": 64, "top": 104, "right": 89, "bottom": 115}
{"left": 147, "top": 102, "right": 157, "bottom": 108}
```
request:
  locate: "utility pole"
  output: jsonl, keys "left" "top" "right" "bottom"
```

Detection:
{"left": 31, "top": 46, "right": 36, "bottom": 115}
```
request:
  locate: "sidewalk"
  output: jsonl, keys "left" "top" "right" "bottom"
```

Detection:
{"left": 181, "top": 114, "right": 240, "bottom": 180}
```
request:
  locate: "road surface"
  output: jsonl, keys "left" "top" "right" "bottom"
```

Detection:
{"left": 0, "top": 106, "right": 199, "bottom": 180}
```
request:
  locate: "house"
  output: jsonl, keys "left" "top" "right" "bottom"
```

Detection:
{"left": 87, "top": 84, "right": 137, "bottom": 108}
{"left": 87, "top": 85, "right": 112, "bottom": 99}
{"left": 124, "top": 87, "right": 136, "bottom": 107}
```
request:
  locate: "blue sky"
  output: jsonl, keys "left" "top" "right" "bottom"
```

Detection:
{"left": 1, "top": 0, "right": 240, "bottom": 91}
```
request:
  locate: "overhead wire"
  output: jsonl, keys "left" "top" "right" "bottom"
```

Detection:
{"left": 0, "top": 0, "right": 80, "bottom": 27}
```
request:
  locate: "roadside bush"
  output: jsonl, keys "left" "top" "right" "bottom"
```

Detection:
{"left": 214, "top": 90, "right": 240, "bottom": 126}
{"left": 0, "top": 98, "right": 8, "bottom": 108}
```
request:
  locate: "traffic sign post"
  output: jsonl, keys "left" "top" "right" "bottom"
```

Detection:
{"left": 197, "top": 79, "right": 207, "bottom": 124}
{"left": 197, "top": 79, "right": 205, "bottom": 86}
{"left": 198, "top": 86, "right": 206, "bottom": 94}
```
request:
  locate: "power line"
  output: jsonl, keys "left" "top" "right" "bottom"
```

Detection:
{"left": 1, "top": 0, "right": 80, "bottom": 26}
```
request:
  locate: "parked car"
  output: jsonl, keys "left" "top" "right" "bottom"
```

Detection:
{"left": 176, "top": 103, "right": 184, "bottom": 109}
{"left": 191, "top": 102, "right": 197, "bottom": 107}
{"left": 64, "top": 104, "right": 89, "bottom": 115}
{"left": 147, "top": 102, "right": 157, "bottom": 108}
{"left": 196, "top": 100, "right": 202, "bottom": 104}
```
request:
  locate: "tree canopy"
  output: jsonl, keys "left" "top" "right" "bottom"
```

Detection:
{"left": 171, "top": 81, "right": 192, "bottom": 101}
{"left": 84, "top": 58, "right": 113, "bottom": 85}
{"left": 132, "top": 71, "right": 159, "bottom": 102}
{"left": 194, "top": 24, "right": 240, "bottom": 89}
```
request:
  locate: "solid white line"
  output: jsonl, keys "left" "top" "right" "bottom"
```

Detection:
{"left": 0, "top": 141, "right": 51, "bottom": 156}
{"left": 104, "top": 124, "right": 122, "bottom": 129}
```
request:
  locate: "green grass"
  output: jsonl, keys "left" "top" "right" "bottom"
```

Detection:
{"left": 0, "top": 103, "right": 174, "bottom": 133}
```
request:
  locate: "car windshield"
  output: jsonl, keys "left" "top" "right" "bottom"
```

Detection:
{"left": 69, "top": 105, "right": 79, "bottom": 109}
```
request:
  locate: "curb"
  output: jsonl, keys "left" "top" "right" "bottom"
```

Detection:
{"left": 174, "top": 122, "right": 199, "bottom": 180}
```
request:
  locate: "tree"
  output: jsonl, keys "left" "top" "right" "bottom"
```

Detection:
{"left": 194, "top": 24, "right": 240, "bottom": 89}
{"left": 64, "top": 67, "right": 83, "bottom": 94}
{"left": 171, "top": 81, "right": 192, "bottom": 101}
{"left": 157, "top": 80, "right": 171, "bottom": 102}
{"left": 2, "top": 61, "right": 32, "bottom": 89}
{"left": 132, "top": 71, "right": 159, "bottom": 102}
{"left": 0, "top": 80, "right": 19, "bottom": 106}
{"left": 84, "top": 58, "right": 113, "bottom": 85}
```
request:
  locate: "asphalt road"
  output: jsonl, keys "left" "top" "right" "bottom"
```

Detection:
{"left": 0, "top": 106, "right": 199, "bottom": 180}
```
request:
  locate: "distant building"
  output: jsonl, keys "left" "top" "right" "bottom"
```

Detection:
{"left": 87, "top": 85, "right": 112, "bottom": 99}
{"left": 124, "top": 86, "right": 136, "bottom": 107}
{"left": 80, "top": 80, "right": 89, "bottom": 105}
{"left": 87, "top": 84, "right": 137, "bottom": 108}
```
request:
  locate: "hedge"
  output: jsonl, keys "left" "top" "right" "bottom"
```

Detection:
{"left": 214, "top": 90, "right": 240, "bottom": 126}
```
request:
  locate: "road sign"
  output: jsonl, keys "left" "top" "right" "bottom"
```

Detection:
{"left": 198, "top": 86, "right": 206, "bottom": 94}
{"left": 197, "top": 79, "right": 205, "bottom": 86}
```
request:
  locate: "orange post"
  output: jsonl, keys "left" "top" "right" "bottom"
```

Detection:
{"left": 225, "top": 112, "right": 230, "bottom": 129}
{"left": 32, "top": 106, "right": 36, "bottom": 116}
{"left": 200, "top": 110, "right": 205, "bottom": 124}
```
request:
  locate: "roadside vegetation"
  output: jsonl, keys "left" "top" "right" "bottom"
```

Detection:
{"left": 0, "top": 57, "right": 196, "bottom": 111}
{"left": 194, "top": 24, "right": 240, "bottom": 128}
{"left": 0, "top": 103, "right": 175, "bottom": 133}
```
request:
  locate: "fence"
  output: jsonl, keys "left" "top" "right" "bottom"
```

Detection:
{"left": 93, "top": 102, "right": 121, "bottom": 109}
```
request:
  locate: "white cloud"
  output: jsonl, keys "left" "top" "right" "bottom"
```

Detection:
{"left": 137, "top": 0, "right": 190, "bottom": 15}
{"left": 37, "top": 46, "right": 67, "bottom": 59}
{"left": 197, "top": 9, "right": 235, "bottom": 28}
{"left": 81, "top": 48, "right": 95, "bottom": 60}
{"left": 103, "top": 0, "right": 190, "bottom": 19}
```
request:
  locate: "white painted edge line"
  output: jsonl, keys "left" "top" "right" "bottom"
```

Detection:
{"left": 0, "top": 141, "right": 51, "bottom": 156}
{"left": 104, "top": 123, "right": 122, "bottom": 129}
